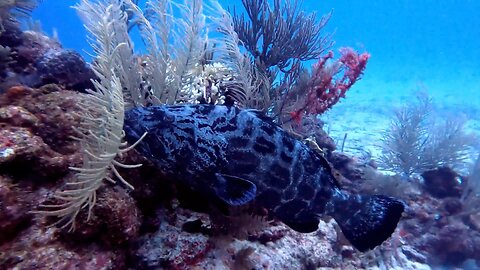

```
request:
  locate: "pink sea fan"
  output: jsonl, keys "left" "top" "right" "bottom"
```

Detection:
{"left": 339, "top": 47, "right": 369, "bottom": 83}
{"left": 289, "top": 47, "right": 370, "bottom": 123}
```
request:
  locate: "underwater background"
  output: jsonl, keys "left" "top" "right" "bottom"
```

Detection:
{"left": 0, "top": 0, "right": 479, "bottom": 269}
{"left": 31, "top": 0, "right": 480, "bottom": 153}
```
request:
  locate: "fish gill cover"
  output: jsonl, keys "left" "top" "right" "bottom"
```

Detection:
{"left": 0, "top": 0, "right": 479, "bottom": 269}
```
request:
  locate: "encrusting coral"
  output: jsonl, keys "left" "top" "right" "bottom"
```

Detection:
{"left": 0, "top": 22, "right": 95, "bottom": 91}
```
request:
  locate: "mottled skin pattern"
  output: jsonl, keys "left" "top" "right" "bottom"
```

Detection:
{"left": 125, "top": 104, "right": 405, "bottom": 251}
{"left": 124, "top": 104, "right": 346, "bottom": 232}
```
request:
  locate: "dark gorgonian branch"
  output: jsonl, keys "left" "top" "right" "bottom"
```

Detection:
{"left": 233, "top": 0, "right": 332, "bottom": 74}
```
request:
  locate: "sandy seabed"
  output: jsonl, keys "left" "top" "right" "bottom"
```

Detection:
{"left": 323, "top": 67, "right": 480, "bottom": 169}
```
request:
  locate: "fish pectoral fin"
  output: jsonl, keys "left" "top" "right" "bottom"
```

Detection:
{"left": 213, "top": 174, "right": 257, "bottom": 206}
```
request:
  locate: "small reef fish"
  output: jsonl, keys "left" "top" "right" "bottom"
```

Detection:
{"left": 124, "top": 104, "right": 405, "bottom": 251}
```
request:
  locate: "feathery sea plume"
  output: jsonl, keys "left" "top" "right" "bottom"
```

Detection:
{"left": 79, "top": 0, "right": 143, "bottom": 109}
{"left": 208, "top": 0, "right": 270, "bottom": 110}
{"left": 125, "top": 0, "right": 207, "bottom": 105}
{"left": 122, "top": 0, "right": 170, "bottom": 105}
{"left": 379, "top": 93, "right": 476, "bottom": 176}
{"left": 35, "top": 0, "right": 145, "bottom": 231}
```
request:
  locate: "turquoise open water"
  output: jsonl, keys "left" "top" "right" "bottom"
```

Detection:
{"left": 32, "top": 0, "right": 480, "bottom": 109}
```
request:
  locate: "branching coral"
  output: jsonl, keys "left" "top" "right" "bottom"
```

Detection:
{"left": 232, "top": 0, "right": 332, "bottom": 76}
{"left": 226, "top": 0, "right": 334, "bottom": 112}
{"left": 32, "top": 0, "right": 369, "bottom": 230}
{"left": 379, "top": 94, "right": 476, "bottom": 176}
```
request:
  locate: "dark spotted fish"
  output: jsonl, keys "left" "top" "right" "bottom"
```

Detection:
{"left": 124, "top": 104, "right": 405, "bottom": 251}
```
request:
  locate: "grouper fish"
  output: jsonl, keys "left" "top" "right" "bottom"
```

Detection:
{"left": 124, "top": 104, "right": 405, "bottom": 251}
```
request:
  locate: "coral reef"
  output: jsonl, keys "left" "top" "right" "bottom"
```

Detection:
{"left": 400, "top": 196, "right": 480, "bottom": 267}
{"left": 324, "top": 140, "right": 480, "bottom": 268}
{"left": 129, "top": 200, "right": 346, "bottom": 269}
{"left": 0, "top": 82, "right": 434, "bottom": 270}
{"left": 0, "top": 174, "right": 33, "bottom": 244}
{"left": 0, "top": 84, "right": 142, "bottom": 269}
{"left": 0, "top": 84, "right": 84, "bottom": 153}
{"left": 0, "top": 0, "right": 478, "bottom": 270}
{"left": 0, "top": 87, "right": 79, "bottom": 179}
{"left": 36, "top": 0, "right": 142, "bottom": 231}
{"left": 0, "top": 225, "right": 127, "bottom": 269}
{"left": 0, "top": 19, "right": 95, "bottom": 92}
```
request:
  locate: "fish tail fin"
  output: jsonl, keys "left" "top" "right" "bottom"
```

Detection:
{"left": 332, "top": 194, "right": 405, "bottom": 252}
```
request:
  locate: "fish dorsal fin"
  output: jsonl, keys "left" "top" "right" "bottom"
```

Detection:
{"left": 213, "top": 173, "right": 257, "bottom": 206}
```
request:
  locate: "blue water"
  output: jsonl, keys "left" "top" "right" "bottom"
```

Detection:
{"left": 33, "top": 1, "right": 480, "bottom": 71}
{"left": 30, "top": 0, "right": 480, "bottom": 176}
{"left": 32, "top": 0, "right": 480, "bottom": 115}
